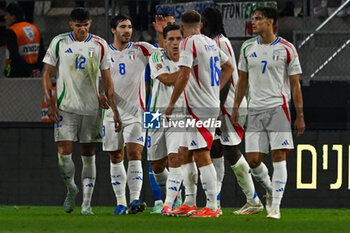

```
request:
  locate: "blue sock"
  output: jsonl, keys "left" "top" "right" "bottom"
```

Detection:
{"left": 149, "top": 164, "right": 162, "bottom": 202}
{"left": 217, "top": 191, "right": 221, "bottom": 201}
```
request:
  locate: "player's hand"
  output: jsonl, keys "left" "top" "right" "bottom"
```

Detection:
{"left": 98, "top": 93, "right": 109, "bottom": 109}
{"left": 294, "top": 115, "right": 306, "bottom": 136}
{"left": 230, "top": 108, "right": 239, "bottom": 126}
{"left": 113, "top": 113, "right": 122, "bottom": 133}
{"left": 153, "top": 15, "right": 167, "bottom": 34}
{"left": 48, "top": 104, "right": 60, "bottom": 123}
{"left": 165, "top": 103, "right": 174, "bottom": 121}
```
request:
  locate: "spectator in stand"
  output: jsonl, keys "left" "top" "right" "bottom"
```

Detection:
{"left": 4, "top": 3, "right": 45, "bottom": 77}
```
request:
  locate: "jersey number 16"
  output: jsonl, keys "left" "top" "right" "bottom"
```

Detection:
{"left": 210, "top": 56, "right": 220, "bottom": 86}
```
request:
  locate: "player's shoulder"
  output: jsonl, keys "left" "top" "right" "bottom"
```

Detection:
{"left": 242, "top": 36, "right": 258, "bottom": 48}
{"left": 90, "top": 34, "right": 108, "bottom": 44}
{"left": 133, "top": 41, "right": 154, "bottom": 55}
{"left": 277, "top": 37, "right": 296, "bottom": 49}
{"left": 150, "top": 50, "right": 165, "bottom": 64}
{"left": 48, "top": 32, "right": 70, "bottom": 48}
{"left": 276, "top": 36, "right": 298, "bottom": 56}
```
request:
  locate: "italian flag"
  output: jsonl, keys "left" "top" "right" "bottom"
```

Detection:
{"left": 129, "top": 55, "right": 135, "bottom": 60}
{"left": 273, "top": 55, "right": 279, "bottom": 61}
{"left": 89, "top": 51, "right": 94, "bottom": 57}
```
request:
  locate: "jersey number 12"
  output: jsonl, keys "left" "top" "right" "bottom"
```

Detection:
{"left": 75, "top": 56, "right": 86, "bottom": 70}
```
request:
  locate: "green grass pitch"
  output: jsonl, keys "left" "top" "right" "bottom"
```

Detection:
{"left": 1, "top": 206, "right": 350, "bottom": 233}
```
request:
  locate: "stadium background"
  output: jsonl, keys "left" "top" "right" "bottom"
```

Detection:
{"left": 0, "top": 0, "right": 349, "bottom": 208}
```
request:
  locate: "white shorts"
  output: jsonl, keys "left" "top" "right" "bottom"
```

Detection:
{"left": 219, "top": 114, "right": 246, "bottom": 146}
{"left": 103, "top": 120, "right": 145, "bottom": 151}
{"left": 245, "top": 106, "right": 294, "bottom": 154}
{"left": 185, "top": 116, "right": 216, "bottom": 151}
{"left": 54, "top": 110, "right": 102, "bottom": 143}
{"left": 147, "top": 127, "right": 185, "bottom": 161}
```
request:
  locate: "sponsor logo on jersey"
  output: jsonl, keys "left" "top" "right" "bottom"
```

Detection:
{"left": 156, "top": 63, "right": 162, "bottom": 70}
{"left": 64, "top": 48, "right": 73, "bottom": 53}
{"left": 137, "top": 136, "right": 144, "bottom": 142}
{"left": 23, "top": 26, "right": 35, "bottom": 41}
{"left": 143, "top": 110, "right": 161, "bottom": 129}
{"left": 190, "top": 140, "right": 197, "bottom": 146}
{"left": 249, "top": 52, "right": 257, "bottom": 57}
{"left": 282, "top": 140, "right": 289, "bottom": 146}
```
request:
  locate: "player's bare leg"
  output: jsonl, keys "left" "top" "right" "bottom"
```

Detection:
{"left": 149, "top": 157, "right": 168, "bottom": 214}
{"left": 247, "top": 152, "right": 273, "bottom": 215}
{"left": 267, "top": 149, "right": 287, "bottom": 219}
{"left": 126, "top": 143, "right": 147, "bottom": 214}
{"left": 109, "top": 148, "right": 128, "bottom": 215}
{"left": 223, "top": 145, "right": 263, "bottom": 215}
{"left": 57, "top": 141, "right": 78, "bottom": 214}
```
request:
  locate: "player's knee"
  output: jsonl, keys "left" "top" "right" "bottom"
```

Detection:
{"left": 247, "top": 158, "right": 261, "bottom": 169}
{"left": 109, "top": 151, "right": 123, "bottom": 163}
{"left": 168, "top": 153, "right": 182, "bottom": 167}
{"left": 151, "top": 161, "right": 165, "bottom": 174}
{"left": 223, "top": 145, "right": 241, "bottom": 165}
{"left": 127, "top": 150, "right": 141, "bottom": 160}
{"left": 271, "top": 150, "right": 286, "bottom": 162}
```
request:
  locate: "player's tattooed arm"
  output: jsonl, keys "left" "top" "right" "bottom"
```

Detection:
{"left": 290, "top": 74, "right": 305, "bottom": 136}
{"left": 101, "top": 69, "right": 122, "bottom": 132}
{"left": 231, "top": 70, "right": 248, "bottom": 126}
{"left": 42, "top": 63, "right": 59, "bottom": 123}
{"left": 157, "top": 70, "right": 180, "bottom": 86}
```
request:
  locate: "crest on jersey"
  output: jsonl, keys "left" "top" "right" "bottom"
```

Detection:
{"left": 88, "top": 47, "right": 95, "bottom": 57}
{"left": 272, "top": 50, "right": 280, "bottom": 61}
{"left": 156, "top": 63, "right": 162, "bottom": 70}
{"left": 23, "top": 26, "right": 35, "bottom": 42}
{"left": 128, "top": 51, "right": 136, "bottom": 60}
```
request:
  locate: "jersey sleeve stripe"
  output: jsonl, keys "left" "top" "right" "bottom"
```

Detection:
{"left": 139, "top": 84, "right": 145, "bottom": 111}
{"left": 184, "top": 90, "right": 214, "bottom": 150}
{"left": 55, "top": 38, "right": 65, "bottom": 58}
{"left": 224, "top": 41, "right": 232, "bottom": 57}
{"left": 192, "top": 41, "right": 197, "bottom": 58}
{"left": 282, "top": 46, "right": 291, "bottom": 65}
{"left": 280, "top": 39, "right": 297, "bottom": 57}
{"left": 57, "top": 82, "right": 66, "bottom": 108}
{"left": 193, "top": 64, "right": 201, "bottom": 88}
{"left": 96, "top": 41, "right": 104, "bottom": 63}
{"left": 281, "top": 93, "right": 291, "bottom": 122}
{"left": 136, "top": 44, "right": 151, "bottom": 56}
{"left": 92, "top": 35, "right": 105, "bottom": 42}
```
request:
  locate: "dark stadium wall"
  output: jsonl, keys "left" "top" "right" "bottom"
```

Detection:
{"left": 1, "top": 124, "right": 350, "bottom": 208}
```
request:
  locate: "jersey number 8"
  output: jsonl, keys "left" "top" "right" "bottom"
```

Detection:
{"left": 119, "top": 63, "right": 126, "bottom": 75}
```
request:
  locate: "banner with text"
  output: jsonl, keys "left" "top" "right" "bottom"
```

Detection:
{"left": 216, "top": 1, "right": 277, "bottom": 37}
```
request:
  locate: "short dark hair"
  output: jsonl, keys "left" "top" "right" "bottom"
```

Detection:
{"left": 254, "top": 7, "right": 278, "bottom": 25}
{"left": 163, "top": 24, "right": 181, "bottom": 39}
{"left": 201, "top": 7, "right": 226, "bottom": 37}
{"left": 158, "top": 12, "right": 173, "bottom": 18}
{"left": 181, "top": 10, "right": 201, "bottom": 24}
{"left": 110, "top": 14, "right": 132, "bottom": 29}
{"left": 5, "top": 3, "right": 24, "bottom": 21}
{"left": 70, "top": 8, "right": 90, "bottom": 22}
